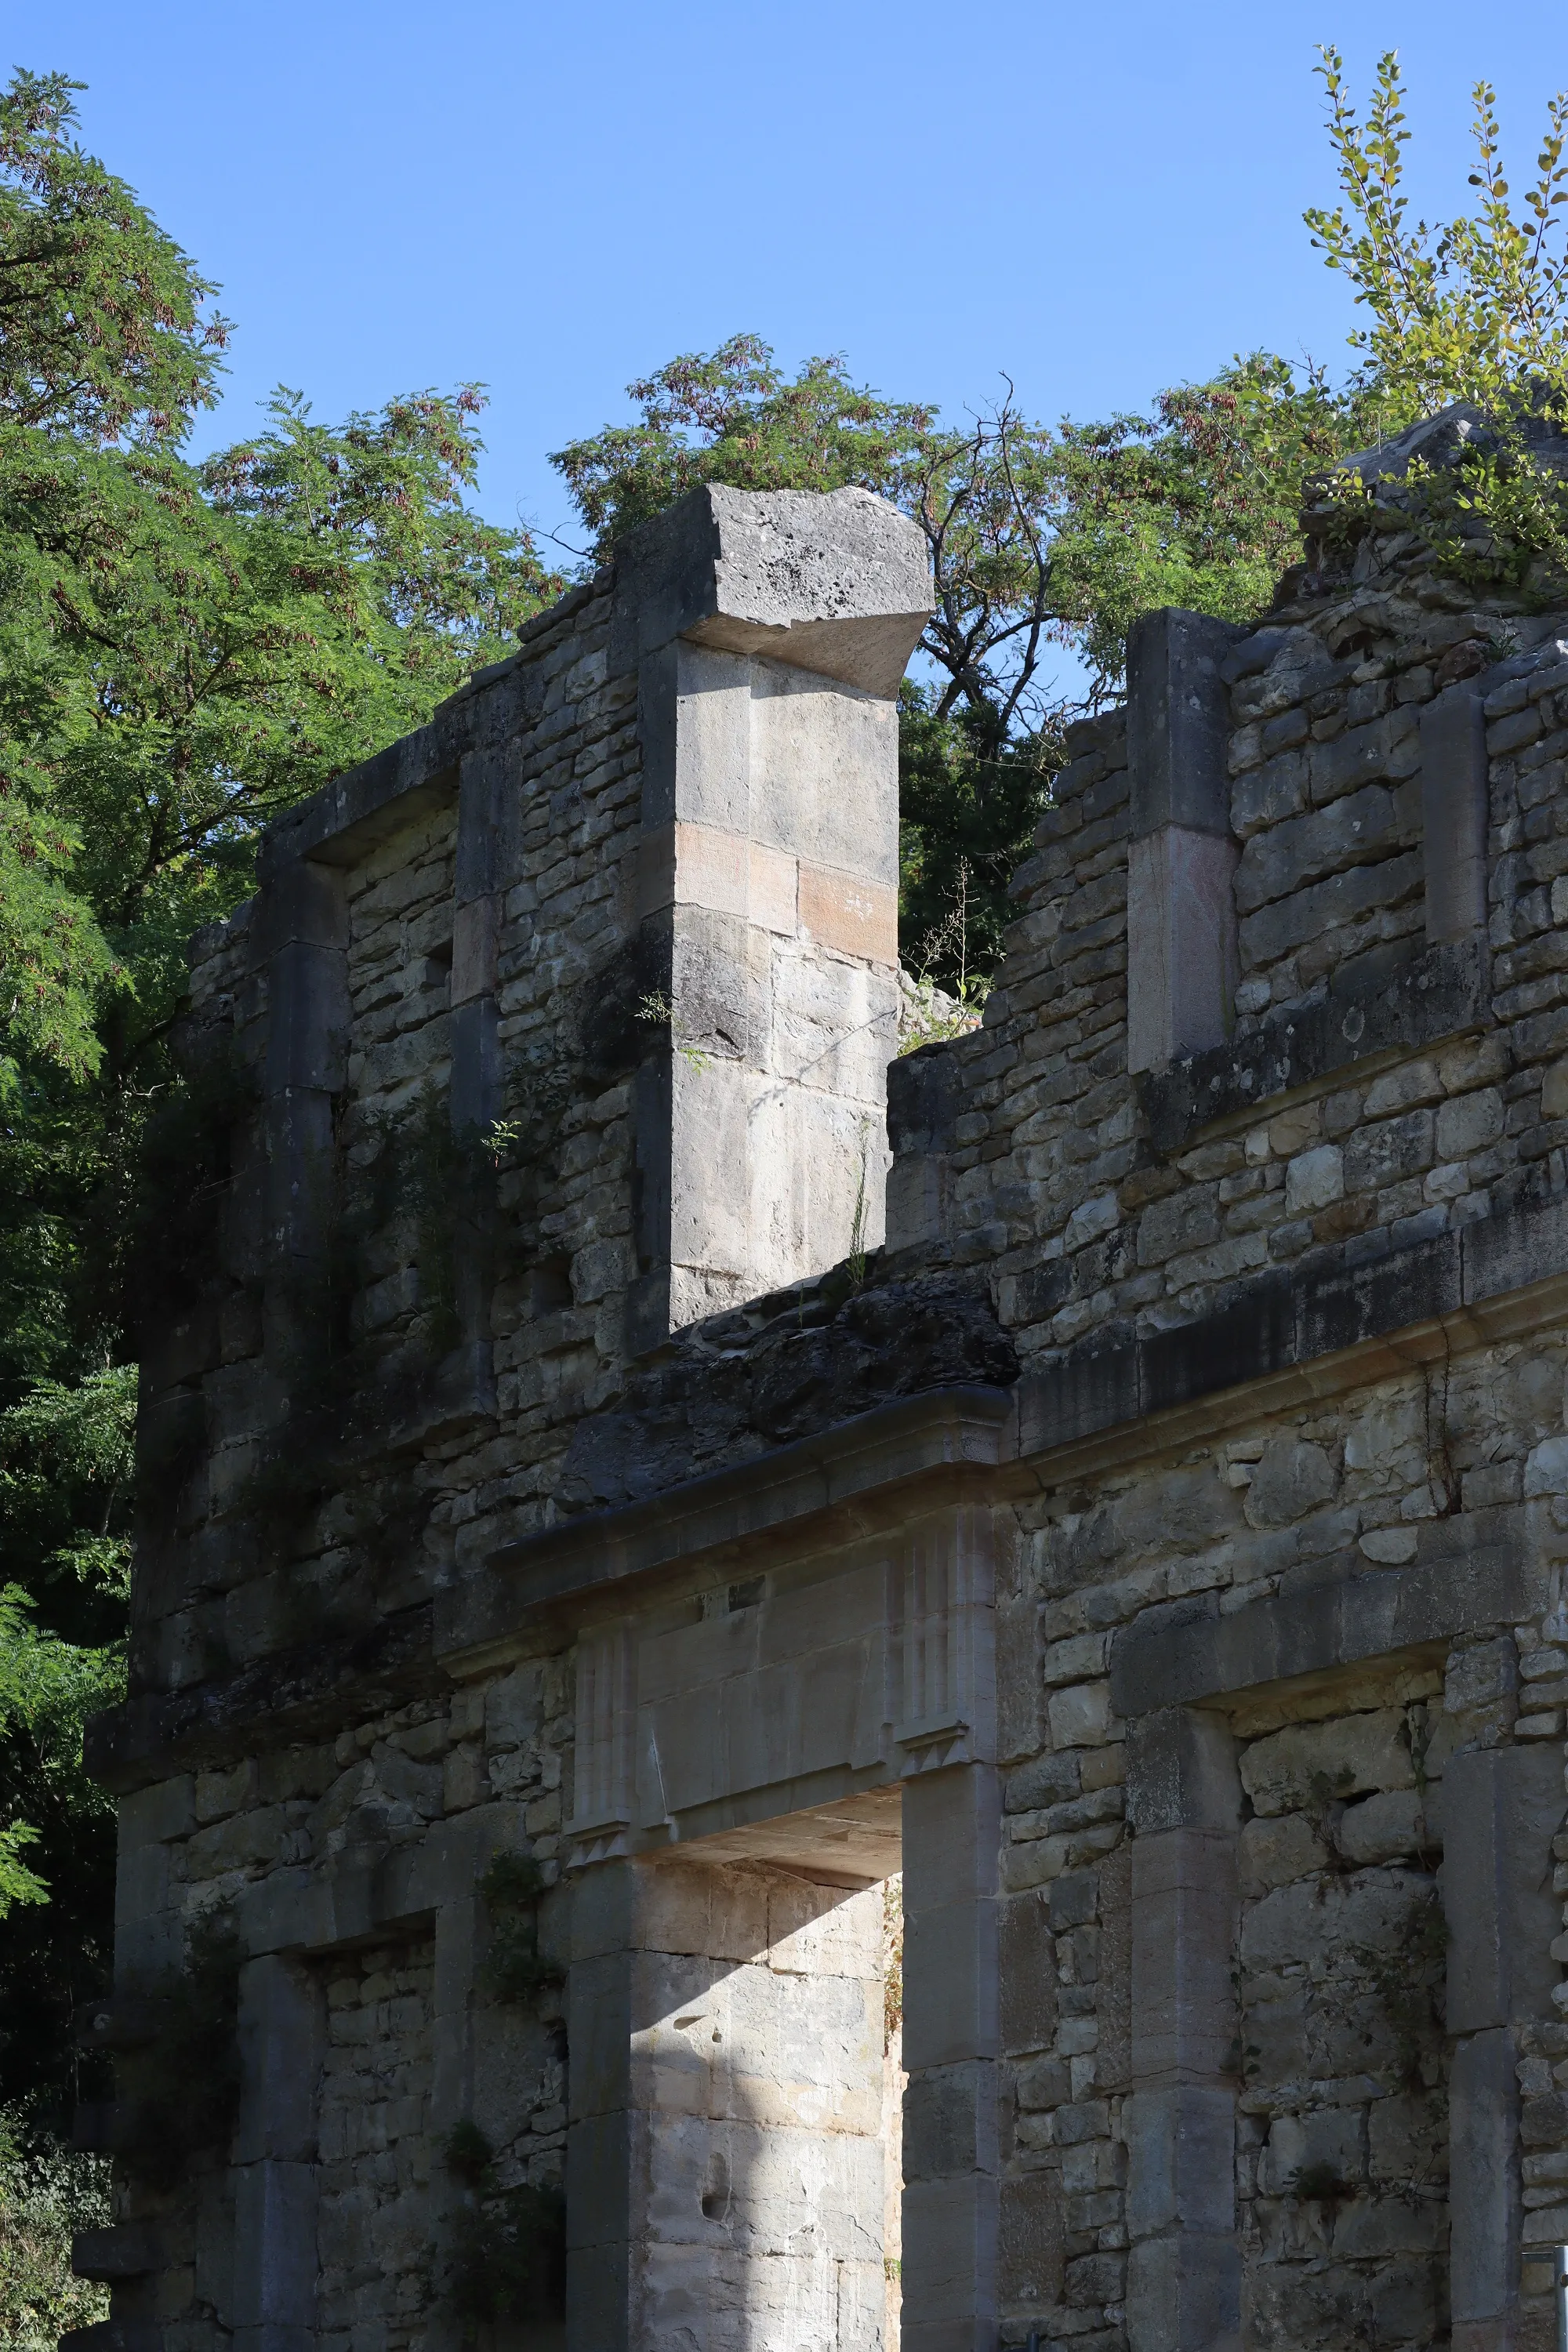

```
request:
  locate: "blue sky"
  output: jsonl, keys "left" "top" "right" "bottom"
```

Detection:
{"left": 19, "top": 0, "right": 1568, "bottom": 560}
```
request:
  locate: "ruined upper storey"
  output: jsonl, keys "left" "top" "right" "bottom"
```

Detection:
{"left": 129, "top": 487, "right": 930, "bottom": 1706}
{"left": 888, "top": 568, "right": 1568, "bottom": 1406}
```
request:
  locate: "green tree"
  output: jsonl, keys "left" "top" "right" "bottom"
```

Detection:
{"left": 0, "top": 67, "right": 561, "bottom": 2126}
{"left": 1307, "top": 47, "right": 1568, "bottom": 419}
{"left": 1305, "top": 49, "right": 1568, "bottom": 593}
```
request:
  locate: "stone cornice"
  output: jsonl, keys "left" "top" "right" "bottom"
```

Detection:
{"left": 86, "top": 1185, "right": 1568, "bottom": 1791}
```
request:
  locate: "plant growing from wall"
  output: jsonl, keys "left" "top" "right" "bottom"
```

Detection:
{"left": 480, "top": 1853, "right": 562, "bottom": 2002}
{"left": 110, "top": 1910, "right": 241, "bottom": 2190}
{"left": 439, "top": 2119, "right": 564, "bottom": 2340}
{"left": 1348, "top": 1886, "right": 1448, "bottom": 2093}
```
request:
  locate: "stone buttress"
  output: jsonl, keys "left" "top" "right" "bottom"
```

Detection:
{"left": 76, "top": 446, "right": 1568, "bottom": 2352}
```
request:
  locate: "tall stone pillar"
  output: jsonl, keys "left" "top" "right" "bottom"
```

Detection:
{"left": 902, "top": 1764, "right": 1000, "bottom": 2352}
{"left": 615, "top": 485, "right": 931, "bottom": 1346}
{"left": 1125, "top": 609, "right": 1243, "bottom": 1076}
{"left": 1122, "top": 1707, "right": 1242, "bottom": 2352}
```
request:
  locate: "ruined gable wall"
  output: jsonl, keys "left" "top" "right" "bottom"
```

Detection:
{"left": 892, "top": 591, "right": 1568, "bottom": 1378}
{"left": 146, "top": 575, "right": 643, "bottom": 1704}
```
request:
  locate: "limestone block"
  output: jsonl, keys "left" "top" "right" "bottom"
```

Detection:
{"left": 903, "top": 2060, "right": 999, "bottom": 2183}
{"left": 902, "top": 1769, "right": 1001, "bottom": 1919}
{"left": 1125, "top": 2085, "right": 1236, "bottom": 2236}
{"left": 769, "top": 944, "right": 898, "bottom": 1097}
{"left": 638, "top": 1624, "right": 877, "bottom": 1820}
{"left": 567, "top": 2237, "right": 628, "bottom": 2352}
{"left": 1242, "top": 1871, "right": 1432, "bottom": 1975}
{"left": 901, "top": 2172, "right": 997, "bottom": 2352}
{"left": 566, "top": 2105, "right": 633, "bottom": 2250}
{"left": 905, "top": 1898, "right": 999, "bottom": 2072}
{"left": 1241, "top": 1434, "right": 1337, "bottom": 1526}
{"left": 112, "top": 1829, "right": 176, "bottom": 1981}
{"left": 1421, "top": 686, "right": 1490, "bottom": 942}
{"left": 1113, "top": 1545, "right": 1542, "bottom": 1719}
{"left": 1309, "top": 705, "right": 1420, "bottom": 806}
{"left": 637, "top": 641, "right": 748, "bottom": 836}
{"left": 1241, "top": 1708, "right": 1414, "bottom": 1817}
{"left": 235, "top": 1956, "right": 325, "bottom": 2164}
{"left": 1128, "top": 608, "right": 1247, "bottom": 837}
{"left": 1330, "top": 2194, "right": 1443, "bottom": 2259}
{"left": 449, "top": 992, "right": 499, "bottom": 1131}
{"left": 1233, "top": 781, "right": 1404, "bottom": 915}
{"left": 1047, "top": 1679, "right": 1111, "bottom": 1748}
{"left": 232, "top": 2158, "right": 316, "bottom": 2340}
{"left": 1338, "top": 1788, "right": 1428, "bottom": 1866}
{"left": 1126, "top": 1708, "right": 1240, "bottom": 1836}
{"left": 765, "top": 1875, "right": 882, "bottom": 1979}
{"left": 1097, "top": 1843, "right": 1133, "bottom": 2094}
{"left": 1255, "top": 2105, "right": 1363, "bottom": 2196}
{"left": 612, "top": 484, "right": 932, "bottom": 697}
{"left": 254, "top": 857, "right": 346, "bottom": 960}
{"left": 1450, "top": 2027, "right": 1523, "bottom": 2332}
{"left": 119, "top": 1776, "right": 195, "bottom": 1847}
{"left": 484, "top": 1660, "right": 545, "bottom": 1752}
{"left": 1127, "top": 827, "right": 1240, "bottom": 1074}
{"left": 757, "top": 1558, "right": 884, "bottom": 1668}
{"left": 264, "top": 942, "right": 348, "bottom": 1094}
{"left": 643, "top": 1858, "right": 772, "bottom": 1965}
{"left": 1442, "top": 1744, "right": 1564, "bottom": 2033}
{"left": 1125, "top": 2229, "right": 1240, "bottom": 2352}
{"left": 751, "top": 657, "right": 902, "bottom": 880}
{"left": 999, "top": 2166, "right": 1064, "bottom": 2310}
{"left": 998, "top": 1891, "right": 1057, "bottom": 2056}
{"left": 430, "top": 1874, "right": 479, "bottom": 2103}
{"left": 568, "top": 1951, "right": 636, "bottom": 2124}
{"left": 1138, "top": 1185, "right": 1220, "bottom": 1267}
{"left": 1131, "top": 1829, "right": 1237, "bottom": 2083}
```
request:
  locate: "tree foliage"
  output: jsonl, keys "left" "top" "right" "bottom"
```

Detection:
{"left": 0, "top": 68, "right": 227, "bottom": 445}
{"left": 0, "top": 67, "right": 559, "bottom": 2124}
{"left": 1306, "top": 49, "right": 1568, "bottom": 597}
{"left": 1307, "top": 46, "right": 1568, "bottom": 419}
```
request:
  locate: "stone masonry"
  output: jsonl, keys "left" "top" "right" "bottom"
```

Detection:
{"left": 69, "top": 451, "right": 1568, "bottom": 2352}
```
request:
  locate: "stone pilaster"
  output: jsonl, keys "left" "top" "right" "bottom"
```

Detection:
{"left": 1126, "top": 608, "right": 1244, "bottom": 1076}
{"left": 1123, "top": 1706, "right": 1242, "bottom": 2352}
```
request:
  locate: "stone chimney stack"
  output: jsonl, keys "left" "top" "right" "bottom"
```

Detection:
{"left": 614, "top": 485, "right": 931, "bottom": 1345}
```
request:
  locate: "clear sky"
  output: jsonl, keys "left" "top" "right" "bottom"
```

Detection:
{"left": 17, "top": 0, "right": 1568, "bottom": 560}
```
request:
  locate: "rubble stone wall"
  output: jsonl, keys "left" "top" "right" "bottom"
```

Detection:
{"left": 994, "top": 1330, "right": 1568, "bottom": 2350}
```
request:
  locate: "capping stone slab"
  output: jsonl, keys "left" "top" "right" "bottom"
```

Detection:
{"left": 1137, "top": 936, "right": 1488, "bottom": 1156}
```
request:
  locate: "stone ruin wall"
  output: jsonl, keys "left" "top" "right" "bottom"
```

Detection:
{"left": 73, "top": 468, "right": 1568, "bottom": 2352}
